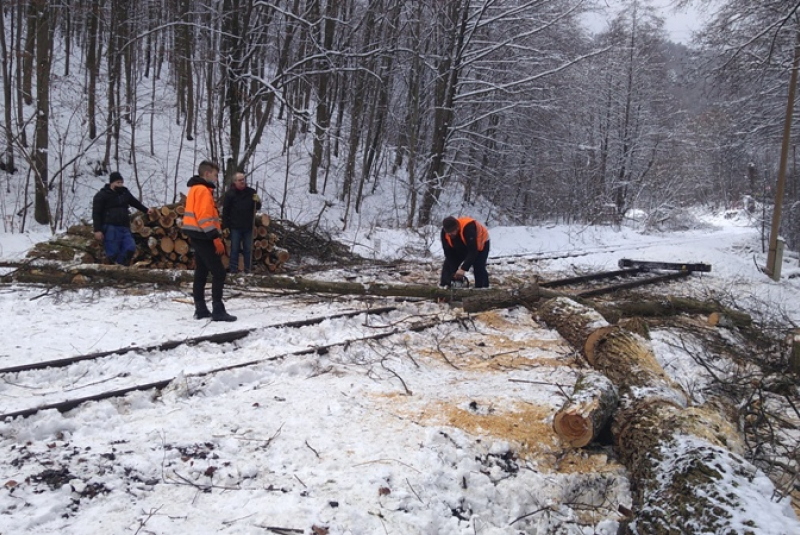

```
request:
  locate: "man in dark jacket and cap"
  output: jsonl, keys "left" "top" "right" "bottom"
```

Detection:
{"left": 222, "top": 171, "right": 262, "bottom": 273}
{"left": 92, "top": 172, "right": 154, "bottom": 265}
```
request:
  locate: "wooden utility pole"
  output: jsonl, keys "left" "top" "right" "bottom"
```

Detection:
{"left": 766, "top": 33, "right": 800, "bottom": 279}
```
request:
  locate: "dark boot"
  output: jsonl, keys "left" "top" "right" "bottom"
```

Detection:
{"left": 211, "top": 301, "right": 237, "bottom": 322}
{"left": 194, "top": 303, "right": 212, "bottom": 320}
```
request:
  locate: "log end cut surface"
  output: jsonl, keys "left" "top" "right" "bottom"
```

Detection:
{"left": 553, "top": 410, "right": 592, "bottom": 447}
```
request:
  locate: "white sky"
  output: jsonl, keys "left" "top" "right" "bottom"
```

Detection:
{"left": 1, "top": 211, "right": 799, "bottom": 534}
{"left": 583, "top": 0, "right": 712, "bottom": 44}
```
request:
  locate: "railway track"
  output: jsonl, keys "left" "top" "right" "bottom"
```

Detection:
{"left": 539, "top": 266, "right": 692, "bottom": 298}
{"left": 0, "top": 305, "right": 399, "bottom": 375}
{"left": 0, "top": 305, "right": 458, "bottom": 421}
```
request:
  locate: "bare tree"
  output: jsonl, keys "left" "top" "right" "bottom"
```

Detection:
{"left": 0, "top": 0, "right": 18, "bottom": 173}
{"left": 32, "top": 0, "right": 54, "bottom": 225}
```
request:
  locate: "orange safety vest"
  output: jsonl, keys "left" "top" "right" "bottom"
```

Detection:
{"left": 445, "top": 217, "right": 489, "bottom": 251}
{"left": 182, "top": 184, "right": 221, "bottom": 236}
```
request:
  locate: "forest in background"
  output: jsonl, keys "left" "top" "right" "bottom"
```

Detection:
{"left": 1, "top": 0, "right": 800, "bottom": 247}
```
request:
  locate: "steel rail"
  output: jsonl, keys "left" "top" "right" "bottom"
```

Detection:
{"left": 0, "top": 317, "right": 452, "bottom": 421}
{"left": 0, "top": 306, "right": 397, "bottom": 375}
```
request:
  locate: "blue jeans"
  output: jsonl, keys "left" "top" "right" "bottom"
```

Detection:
{"left": 229, "top": 228, "right": 253, "bottom": 273}
{"left": 104, "top": 225, "right": 136, "bottom": 265}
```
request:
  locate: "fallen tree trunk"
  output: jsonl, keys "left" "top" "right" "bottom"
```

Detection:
{"left": 594, "top": 296, "right": 752, "bottom": 328}
{"left": 553, "top": 371, "right": 618, "bottom": 447}
{"left": 0, "top": 263, "right": 483, "bottom": 301}
{"left": 538, "top": 296, "right": 799, "bottom": 534}
{"left": 0, "top": 263, "right": 757, "bottom": 331}
{"left": 460, "top": 283, "right": 562, "bottom": 312}
{"left": 538, "top": 296, "right": 612, "bottom": 358}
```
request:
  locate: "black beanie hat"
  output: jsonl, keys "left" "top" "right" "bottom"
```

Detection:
{"left": 109, "top": 172, "right": 123, "bottom": 184}
{"left": 442, "top": 216, "right": 459, "bottom": 232}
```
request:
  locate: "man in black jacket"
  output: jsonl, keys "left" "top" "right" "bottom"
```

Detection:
{"left": 440, "top": 216, "right": 491, "bottom": 288}
{"left": 92, "top": 172, "right": 154, "bottom": 265}
{"left": 222, "top": 171, "right": 262, "bottom": 274}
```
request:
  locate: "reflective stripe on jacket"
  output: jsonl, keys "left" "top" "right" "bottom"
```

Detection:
{"left": 445, "top": 217, "right": 489, "bottom": 251}
{"left": 182, "top": 178, "right": 221, "bottom": 240}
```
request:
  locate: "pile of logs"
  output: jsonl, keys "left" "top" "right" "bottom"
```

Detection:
{"left": 129, "top": 205, "right": 289, "bottom": 272}
{"left": 23, "top": 203, "right": 290, "bottom": 273}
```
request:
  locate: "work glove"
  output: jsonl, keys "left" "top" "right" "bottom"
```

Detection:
{"left": 252, "top": 194, "right": 260, "bottom": 203}
{"left": 213, "top": 238, "right": 225, "bottom": 256}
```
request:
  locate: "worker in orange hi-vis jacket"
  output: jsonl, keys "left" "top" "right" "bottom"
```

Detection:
{"left": 181, "top": 160, "right": 236, "bottom": 322}
{"left": 440, "top": 216, "right": 490, "bottom": 288}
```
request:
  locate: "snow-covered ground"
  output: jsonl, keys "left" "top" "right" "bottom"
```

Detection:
{"left": 0, "top": 209, "right": 799, "bottom": 534}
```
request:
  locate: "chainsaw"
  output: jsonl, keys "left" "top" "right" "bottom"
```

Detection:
{"left": 436, "top": 276, "right": 470, "bottom": 305}
{"left": 451, "top": 276, "right": 470, "bottom": 289}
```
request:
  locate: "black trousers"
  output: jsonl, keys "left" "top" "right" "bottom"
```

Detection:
{"left": 192, "top": 239, "right": 227, "bottom": 309}
{"left": 440, "top": 241, "right": 490, "bottom": 288}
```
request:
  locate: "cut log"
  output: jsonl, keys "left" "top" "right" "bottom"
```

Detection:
{"left": 274, "top": 247, "right": 290, "bottom": 263}
{"left": 257, "top": 213, "right": 270, "bottom": 227}
{"left": 461, "top": 284, "right": 545, "bottom": 312}
{"left": 589, "top": 325, "right": 687, "bottom": 406}
{"left": 612, "top": 402, "right": 766, "bottom": 535}
{"left": 616, "top": 316, "right": 650, "bottom": 339}
{"left": 3, "top": 264, "right": 480, "bottom": 301}
{"left": 173, "top": 239, "right": 189, "bottom": 256}
{"left": 539, "top": 297, "right": 686, "bottom": 403}
{"left": 538, "top": 296, "right": 611, "bottom": 354}
{"left": 160, "top": 236, "right": 175, "bottom": 254}
{"left": 553, "top": 371, "right": 618, "bottom": 447}
{"left": 130, "top": 216, "right": 144, "bottom": 233}
{"left": 537, "top": 297, "right": 800, "bottom": 534}
{"left": 594, "top": 296, "right": 751, "bottom": 328}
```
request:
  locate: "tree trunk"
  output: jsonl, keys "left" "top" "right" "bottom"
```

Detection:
{"left": 86, "top": 0, "right": 99, "bottom": 140}
{"left": 0, "top": 0, "right": 16, "bottom": 172}
{"left": 461, "top": 283, "right": 551, "bottom": 312}
{"left": 594, "top": 296, "right": 752, "bottom": 328}
{"left": 32, "top": 0, "right": 53, "bottom": 225}
{"left": 105, "top": 0, "right": 124, "bottom": 169}
{"left": 14, "top": 3, "right": 26, "bottom": 149}
{"left": 21, "top": 1, "right": 34, "bottom": 105}
{"left": 309, "top": 0, "right": 335, "bottom": 195}
{"left": 418, "top": 0, "right": 469, "bottom": 225}
{"left": 2, "top": 262, "right": 468, "bottom": 300}
{"left": 537, "top": 296, "right": 611, "bottom": 357}
{"left": 538, "top": 297, "right": 793, "bottom": 535}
